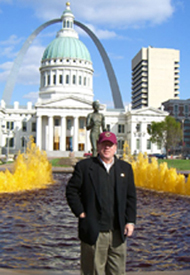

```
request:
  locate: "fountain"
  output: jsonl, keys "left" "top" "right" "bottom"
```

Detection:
{"left": 123, "top": 141, "right": 190, "bottom": 196}
{"left": 1, "top": 138, "right": 189, "bottom": 196}
{"left": 0, "top": 138, "right": 53, "bottom": 193}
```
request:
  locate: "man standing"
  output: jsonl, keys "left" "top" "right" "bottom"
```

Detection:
{"left": 66, "top": 132, "right": 136, "bottom": 274}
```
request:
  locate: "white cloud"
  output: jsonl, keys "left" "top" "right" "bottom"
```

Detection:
{"left": 0, "top": 61, "right": 13, "bottom": 82}
{"left": 78, "top": 0, "right": 174, "bottom": 28}
{"left": 82, "top": 24, "right": 117, "bottom": 40}
{"left": 101, "top": 100, "right": 114, "bottom": 108}
{"left": 0, "top": 35, "right": 23, "bottom": 46}
{"left": 0, "top": 61, "right": 12, "bottom": 71}
{"left": 0, "top": 46, "right": 16, "bottom": 58}
{"left": 23, "top": 91, "right": 38, "bottom": 103}
{"left": 0, "top": 69, "right": 10, "bottom": 82}
{"left": 17, "top": 45, "right": 45, "bottom": 85}
{"left": 108, "top": 52, "right": 124, "bottom": 60}
{"left": 0, "top": 44, "right": 45, "bottom": 85}
{"left": 0, "top": 35, "right": 24, "bottom": 58}
{"left": 17, "top": 0, "right": 174, "bottom": 28}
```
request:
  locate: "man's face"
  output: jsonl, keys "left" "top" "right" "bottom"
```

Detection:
{"left": 97, "top": 141, "right": 117, "bottom": 163}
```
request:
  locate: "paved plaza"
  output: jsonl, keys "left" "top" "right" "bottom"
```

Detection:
{"left": 0, "top": 268, "right": 190, "bottom": 275}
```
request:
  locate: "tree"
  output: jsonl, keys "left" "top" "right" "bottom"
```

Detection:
{"left": 148, "top": 116, "right": 182, "bottom": 154}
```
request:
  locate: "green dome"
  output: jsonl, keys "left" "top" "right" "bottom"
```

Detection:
{"left": 42, "top": 36, "right": 91, "bottom": 62}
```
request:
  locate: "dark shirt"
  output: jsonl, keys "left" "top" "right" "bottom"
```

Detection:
{"left": 98, "top": 159, "right": 119, "bottom": 231}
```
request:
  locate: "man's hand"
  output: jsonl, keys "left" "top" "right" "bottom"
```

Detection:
{"left": 79, "top": 212, "right": 86, "bottom": 218}
{"left": 124, "top": 223, "right": 134, "bottom": 237}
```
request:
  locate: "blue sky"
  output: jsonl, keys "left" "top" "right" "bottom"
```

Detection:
{"left": 0, "top": 0, "right": 189, "bottom": 107}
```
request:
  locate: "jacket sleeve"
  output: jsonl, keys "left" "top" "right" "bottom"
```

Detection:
{"left": 125, "top": 164, "right": 136, "bottom": 224}
{"left": 66, "top": 162, "right": 85, "bottom": 217}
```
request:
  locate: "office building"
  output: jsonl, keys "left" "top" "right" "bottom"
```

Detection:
{"left": 131, "top": 47, "right": 180, "bottom": 109}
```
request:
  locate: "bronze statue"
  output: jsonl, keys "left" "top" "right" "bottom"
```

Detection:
{"left": 86, "top": 101, "right": 106, "bottom": 156}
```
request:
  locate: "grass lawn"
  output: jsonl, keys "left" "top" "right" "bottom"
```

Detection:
{"left": 49, "top": 157, "right": 82, "bottom": 167}
{"left": 49, "top": 158, "right": 72, "bottom": 167}
{"left": 1, "top": 157, "right": 189, "bottom": 171}
{"left": 158, "top": 159, "right": 190, "bottom": 171}
{"left": 50, "top": 157, "right": 190, "bottom": 171}
{"left": 50, "top": 158, "right": 61, "bottom": 166}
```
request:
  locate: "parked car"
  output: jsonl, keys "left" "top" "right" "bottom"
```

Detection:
{"left": 150, "top": 153, "right": 166, "bottom": 159}
{"left": 83, "top": 152, "right": 92, "bottom": 158}
{"left": 183, "top": 154, "right": 190, "bottom": 160}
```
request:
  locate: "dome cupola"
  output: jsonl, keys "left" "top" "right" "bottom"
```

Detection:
{"left": 42, "top": 2, "right": 91, "bottom": 62}
{"left": 39, "top": 2, "right": 94, "bottom": 102}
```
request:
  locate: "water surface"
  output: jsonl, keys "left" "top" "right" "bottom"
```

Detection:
{"left": 0, "top": 173, "right": 190, "bottom": 272}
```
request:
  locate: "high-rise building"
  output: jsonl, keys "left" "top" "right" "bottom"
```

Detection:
{"left": 131, "top": 46, "right": 180, "bottom": 109}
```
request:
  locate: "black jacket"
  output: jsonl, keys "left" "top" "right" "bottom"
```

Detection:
{"left": 66, "top": 156, "right": 136, "bottom": 245}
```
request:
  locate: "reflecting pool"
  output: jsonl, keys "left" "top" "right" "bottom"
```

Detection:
{"left": 0, "top": 173, "right": 190, "bottom": 272}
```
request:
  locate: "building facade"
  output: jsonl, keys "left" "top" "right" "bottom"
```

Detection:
{"left": 162, "top": 99, "right": 190, "bottom": 149}
{"left": 0, "top": 3, "right": 168, "bottom": 158}
{"left": 126, "top": 106, "right": 168, "bottom": 155}
{"left": 132, "top": 46, "right": 180, "bottom": 109}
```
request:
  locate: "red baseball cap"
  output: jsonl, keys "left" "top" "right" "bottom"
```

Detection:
{"left": 98, "top": 132, "right": 117, "bottom": 144}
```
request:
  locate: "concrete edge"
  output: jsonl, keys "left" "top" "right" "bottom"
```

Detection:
{"left": 0, "top": 269, "right": 190, "bottom": 275}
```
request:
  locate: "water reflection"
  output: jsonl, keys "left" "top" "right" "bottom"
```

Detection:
{"left": 0, "top": 173, "right": 190, "bottom": 272}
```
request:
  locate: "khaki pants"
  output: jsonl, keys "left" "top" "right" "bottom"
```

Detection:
{"left": 81, "top": 230, "right": 126, "bottom": 275}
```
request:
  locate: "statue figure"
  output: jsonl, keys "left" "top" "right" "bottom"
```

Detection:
{"left": 86, "top": 101, "right": 106, "bottom": 156}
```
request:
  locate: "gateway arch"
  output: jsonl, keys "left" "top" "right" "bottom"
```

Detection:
{"left": 2, "top": 18, "right": 124, "bottom": 109}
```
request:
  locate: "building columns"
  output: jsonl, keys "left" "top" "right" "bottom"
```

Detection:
{"left": 60, "top": 116, "right": 66, "bottom": 151}
{"left": 36, "top": 115, "right": 42, "bottom": 150}
{"left": 86, "top": 128, "right": 90, "bottom": 152}
{"left": 48, "top": 115, "right": 53, "bottom": 151}
{"left": 73, "top": 116, "right": 78, "bottom": 151}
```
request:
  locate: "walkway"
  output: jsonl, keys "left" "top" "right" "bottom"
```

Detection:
{"left": 0, "top": 268, "right": 189, "bottom": 275}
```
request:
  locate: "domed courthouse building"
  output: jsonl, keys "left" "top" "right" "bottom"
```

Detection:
{"left": 0, "top": 3, "right": 168, "bottom": 157}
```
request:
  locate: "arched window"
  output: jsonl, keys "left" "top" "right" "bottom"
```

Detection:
{"left": 118, "top": 140, "right": 124, "bottom": 150}
{"left": 48, "top": 75, "right": 50, "bottom": 85}
{"left": 53, "top": 74, "right": 56, "bottom": 85}
{"left": 118, "top": 124, "right": 125, "bottom": 133}
{"left": 136, "top": 139, "right": 140, "bottom": 150}
{"left": 21, "top": 137, "right": 25, "bottom": 147}
{"left": 59, "top": 75, "right": 63, "bottom": 84}
{"left": 43, "top": 75, "right": 46, "bottom": 87}
{"left": 66, "top": 75, "right": 69, "bottom": 84}
{"left": 147, "top": 139, "right": 151, "bottom": 150}
{"left": 147, "top": 124, "right": 151, "bottom": 133}
{"left": 73, "top": 75, "right": 76, "bottom": 84}
{"left": 79, "top": 76, "right": 82, "bottom": 85}
{"left": 185, "top": 105, "right": 189, "bottom": 118}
